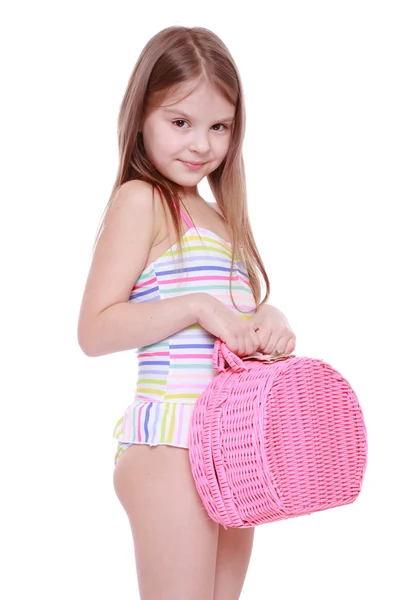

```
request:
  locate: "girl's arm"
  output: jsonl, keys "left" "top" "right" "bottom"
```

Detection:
{"left": 77, "top": 180, "right": 205, "bottom": 357}
{"left": 79, "top": 295, "right": 203, "bottom": 357}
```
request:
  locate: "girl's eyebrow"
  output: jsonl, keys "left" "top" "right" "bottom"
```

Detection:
{"left": 163, "top": 107, "right": 235, "bottom": 122}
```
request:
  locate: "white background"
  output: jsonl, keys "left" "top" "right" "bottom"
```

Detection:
{"left": 1, "top": 1, "right": 399, "bottom": 598}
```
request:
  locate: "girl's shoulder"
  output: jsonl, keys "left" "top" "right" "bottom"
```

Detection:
{"left": 112, "top": 179, "right": 165, "bottom": 223}
{"left": 115, "top": 179, "right": 160, "bottom": 205}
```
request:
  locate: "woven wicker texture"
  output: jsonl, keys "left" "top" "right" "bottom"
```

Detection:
{"left": 189, "top": 340, "right": 367, "bottom": 528}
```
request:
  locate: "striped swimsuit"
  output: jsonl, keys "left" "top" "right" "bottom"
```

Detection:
{"left": 112, "top": 203, "right": 257, "bottom": 465}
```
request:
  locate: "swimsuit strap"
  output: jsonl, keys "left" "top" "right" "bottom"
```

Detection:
{"left": 155, "top": 184, "right": 195, "bottom": 229}
{"left": 175, "top": 204, "right": 194, "bottom": 229}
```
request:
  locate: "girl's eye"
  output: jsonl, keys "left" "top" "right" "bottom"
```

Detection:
{"left": 173, "top": 120, "right": 189, "bottom": 128}
{"left": 172, "top": 120, "right": 228, "bottom": 131}
{"left": 211, "top": 123, "right": 227, "bottom": 131}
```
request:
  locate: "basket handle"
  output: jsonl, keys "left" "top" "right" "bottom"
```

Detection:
{"left": 212, "top": 339, "right": 295, "bottom": 373}
{"left": 212, "top": 339, "right": 246, "bottom": 373}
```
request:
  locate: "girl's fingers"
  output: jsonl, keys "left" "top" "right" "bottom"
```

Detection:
{"left": 263, "top": 334, "right": 280, "bottom": 355}
{"left": 283, "top": 336, "right": 296, "bottom": 355}
{"left": 272, "top": 336, "right": 296, "bottom": 355}
{"left": 235, "top": 334, "right": 246, "bottom": 357}
{"left": 228, "top": 327, "right": 295, "bottom": 358}
{"left": 237, "top": 328, "right": 261, "bottom": 357}
{"left": 236, "top": 340, "right": 245, "bottom": 356}
{"left": 265, "top": 335, "right": 290, "bottom": 355}
{"left": 228, "top": 332, "right": 296, "bottom": 357}
{"left": 257, "top": 329, "right": 272, "bottom": 353}
{"left": 248, "top": 328, "right": 261, "bottom": 355}
{"left": 241, "top": 334, "right": 255, "bottom": 357}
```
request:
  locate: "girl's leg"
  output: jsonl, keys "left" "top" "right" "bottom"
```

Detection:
{"left": 113, "top": 444, "right": 219, "bottom": 600}
{"left": 213, "top": 526, "right": 255, "bottom": 600}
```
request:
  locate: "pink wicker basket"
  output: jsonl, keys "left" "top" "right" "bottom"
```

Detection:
{"left": 189, "top": 340, "right": 367, "bottom": 528}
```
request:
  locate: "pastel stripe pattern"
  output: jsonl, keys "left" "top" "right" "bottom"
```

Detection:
{"left": 113, "top": 211, "right": 257, "bottom": 464}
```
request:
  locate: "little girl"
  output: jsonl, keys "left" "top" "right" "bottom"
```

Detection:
{"left": 78, "top": 25, "right": 296, "bottom": 600}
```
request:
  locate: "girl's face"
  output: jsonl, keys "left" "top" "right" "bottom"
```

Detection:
{"left": 141, "top": 79, "right": 235, "bottom": 194}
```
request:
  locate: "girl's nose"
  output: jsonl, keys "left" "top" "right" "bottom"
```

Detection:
{"left": 189, "top": 133, "right": 211, "bottom": 154}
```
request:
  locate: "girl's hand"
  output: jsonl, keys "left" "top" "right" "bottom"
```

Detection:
{"left": 248, "top": 304, "right": 296, "bottom": 356}
{"left": 195, "top": 294, "right": 261, "bottom": 357}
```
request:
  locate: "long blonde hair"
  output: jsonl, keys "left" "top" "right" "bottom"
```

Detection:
{"left": 93, "top": 26, "right": 270, "bottom": 308}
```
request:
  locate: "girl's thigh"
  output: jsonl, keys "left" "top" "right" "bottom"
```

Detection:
{"left": 214, "top": 526, "right": 255, "bottom": 600}
{"left": 113, "top": 444, "right": 219, "bottom": 600}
